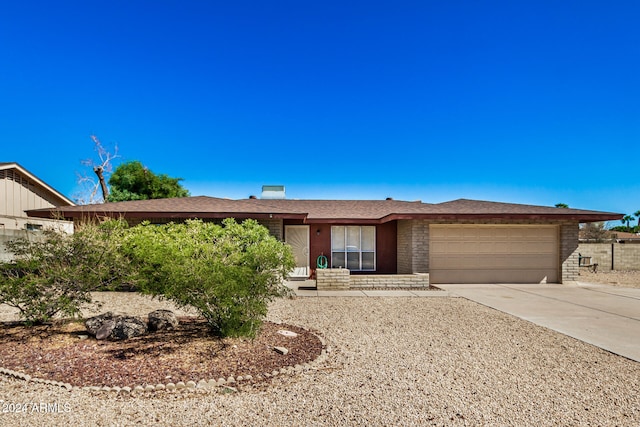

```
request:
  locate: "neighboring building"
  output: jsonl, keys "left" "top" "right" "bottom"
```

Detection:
{"left": 26, "top": 194, "right": 622, "bottom": 285}
{"left": 609, "top": 231, "right": 640, "bottom": 244}
{"left": 1, "top": 162, "right": 75, "bottom": 260}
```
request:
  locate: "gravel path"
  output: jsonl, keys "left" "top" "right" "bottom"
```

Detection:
{"left": 1, "top": 295, "right": 639, "bottom": 426}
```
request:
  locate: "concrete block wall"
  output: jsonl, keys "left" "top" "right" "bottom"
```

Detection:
{"left": 578, "top": 243, "right": 640, "bottom": 271}
{"left": 613, "top": 244, "right": 640, "bottom": 270}
{"left": 396, "top": 220, "right": 411, "bottom": 274}
{"left": 577, "top": 243, "right": 613, "bottom": 270}
{"left": 316, "top": 269, "right": 430, "bottom": 289}
{"left": 349, "top": 274, "right": 429, "bottom": 289}
{"left": 257, "top": 219, "right": 283, "bottom": 241}
{"left": 560, "top": 223, "right": 579, "bottom": 282}
{"left": 396, "top": 219, "right": 429, "bottom": 274}
{"left": 316, "top": 268, "right": 350, "bottom": 290}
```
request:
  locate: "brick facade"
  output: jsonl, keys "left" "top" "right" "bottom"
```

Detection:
{"left": 396, "top": 219, "right": 429, "bottom": 274}
{"left": 316, "top": 268, "right": 350, "bottom": 289}
{"left": 316, "top": 269, "right": 429, "bottom": 289}
{"left": 257, "top": 219, "right": 283, "bottom": 241}
{"left": 561, "top": 223, "right": 579, "bottom": 282}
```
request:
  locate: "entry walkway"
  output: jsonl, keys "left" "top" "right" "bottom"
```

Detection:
{"left": 436, "top": 282, "right": 640, "bottom": 363}
{"left": 287, "top": 281, "right": 452, "bottom": 298}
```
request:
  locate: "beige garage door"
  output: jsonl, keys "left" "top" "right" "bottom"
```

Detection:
{"left": 429, "top": 225, "right": 559, "bottom": 284}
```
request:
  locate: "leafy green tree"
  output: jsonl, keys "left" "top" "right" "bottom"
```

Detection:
{"left": 0, "top": 221, "right": 133, "bottom": 324}
{"left": 555, "top": 203, "right": 569, "bottom": 208}
{"left": 108, "top": 160, "right": 190, "bottom": 202}
{"left": 121, "top": 219, "right": 295, "bottom": 337}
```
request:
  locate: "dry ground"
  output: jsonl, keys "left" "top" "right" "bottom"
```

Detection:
{"left": 1, "top": 276, "right": 640, "bottom": 426}
{"left": 578, "top": 269, "right": 640, "bottom": 288}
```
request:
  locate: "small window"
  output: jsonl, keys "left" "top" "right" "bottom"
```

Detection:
{"left": 26, "top": 223, "right": 43, "bottom": 231}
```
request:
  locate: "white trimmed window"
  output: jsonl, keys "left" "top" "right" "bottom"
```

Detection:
{"left": 331, "top": 226, "right": 376, "bottom": 271}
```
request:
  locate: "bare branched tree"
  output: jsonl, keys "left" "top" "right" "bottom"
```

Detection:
{"left": 580, "top": 222, "right": 612, "bottom": 242}
{"left": 73, "top": 135, "right": 119, "bottom": 204}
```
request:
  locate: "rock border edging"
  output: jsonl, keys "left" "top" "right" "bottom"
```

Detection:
{"left": 0, "top": 330, "right": 329, "bottom": 395}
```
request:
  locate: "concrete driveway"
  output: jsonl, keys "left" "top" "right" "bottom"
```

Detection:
{"left": 436, "top": 282, "right": 640, "bottom": 363}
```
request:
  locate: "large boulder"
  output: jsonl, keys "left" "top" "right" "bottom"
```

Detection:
{"left": 85, "top": 312, "right": 117, "bottom": 336}
{"left": 111, "top": 316, "right": 148, "bottom": 339}
{"left": 85, "top": 312, "right": 148, "bottom": 340}
{"left": 95, "top": 319, "right": 116, "bottom": 340}
{"left": 148, "top": 309, "right": 179, "bottom": 332}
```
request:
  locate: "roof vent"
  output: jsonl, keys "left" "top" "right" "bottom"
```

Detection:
{"left": 261, "top": 185, "right": 285, "bottom": 199}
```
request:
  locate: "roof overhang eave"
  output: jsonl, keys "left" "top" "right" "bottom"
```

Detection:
{"left": 383, "top": 213, "right": 624, "bottom": 223}
{"left": 304, "top": 218, "right": 385, "bottom": 224}
{"left": 25, "top": 209, "right": 308, "bottom": 221}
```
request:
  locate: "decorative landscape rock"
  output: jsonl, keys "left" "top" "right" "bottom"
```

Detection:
{"left": 85, "top": 312, "right": 148, "bottom": 340}
{"left": 111, "top": 316, "right": 148, "bottom": 339}
{"left": 85, "top": 312, "right": 117, "bottom": 336}
{"left": 274, "top": 346, "right": 289, "bottom": 355}
{"left": 95, "top": 319, "right": 116, "bottom": 340}
{"left": 148, "top": 309, "right": 179, "bottom": 331}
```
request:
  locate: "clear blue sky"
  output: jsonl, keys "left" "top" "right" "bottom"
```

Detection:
{"left": 1, "top": 1, "right": 638, "bottom": 218}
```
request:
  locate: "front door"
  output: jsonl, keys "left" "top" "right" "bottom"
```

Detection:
{"left": 285, "top": 225, "right": 309, "bottom": 278}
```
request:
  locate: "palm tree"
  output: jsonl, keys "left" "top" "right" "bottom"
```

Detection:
{"left": 635, "top": 210, "right": 640, "bottom": 228}
{"left": 622, "top": 215, "right": 635, "bottom": 231}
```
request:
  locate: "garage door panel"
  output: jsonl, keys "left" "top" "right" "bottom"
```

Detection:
{"left": 430, "top": 269, "right": 553, "bottom": 284}
{"left": 430, "top": 225, "right": 559, "bottom": 284}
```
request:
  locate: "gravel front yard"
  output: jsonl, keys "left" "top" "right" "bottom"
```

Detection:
{"left": 579, "top": 269, "right": 640, "bottom": 288}
{"left": 1, "top": 294, "right": 639, "bottom": 426}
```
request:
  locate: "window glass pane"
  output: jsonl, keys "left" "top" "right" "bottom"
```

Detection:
{"left": 331, "top": 226, "right": 376, "bottom": 271}
{"left": 346, "top": 226, "right": 360, "bottom": 251}
{"left": 332, "top": 252, "right": 345, "bottom": 269}
{"left": 362, "top": 252, "right": 375, "bottom": 270}
{"left": 332, "top": 226, "right": 345, "bottom": 250}
{"left": 361, "top": 226, "right": 375, "bottom": 251}
{"left": 347, "top": 252, "right": 360, "bottom": 270}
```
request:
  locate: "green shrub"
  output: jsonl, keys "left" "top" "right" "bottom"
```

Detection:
{"left": 0, "top": 220, "right": 133, "bottom": 324}
{"left": 122, "top": 219, "right": 295, "bottom": 338}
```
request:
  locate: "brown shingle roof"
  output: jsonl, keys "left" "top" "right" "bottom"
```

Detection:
{"left": 25, "top": 195, "right": 622, "bottom": 223}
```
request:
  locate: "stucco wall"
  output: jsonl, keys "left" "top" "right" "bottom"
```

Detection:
{"left": 0, "top": 228, "right": 53, "bottom": 262}
{"left": 578, "top": 243, "right": 640, "bottom": 271}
